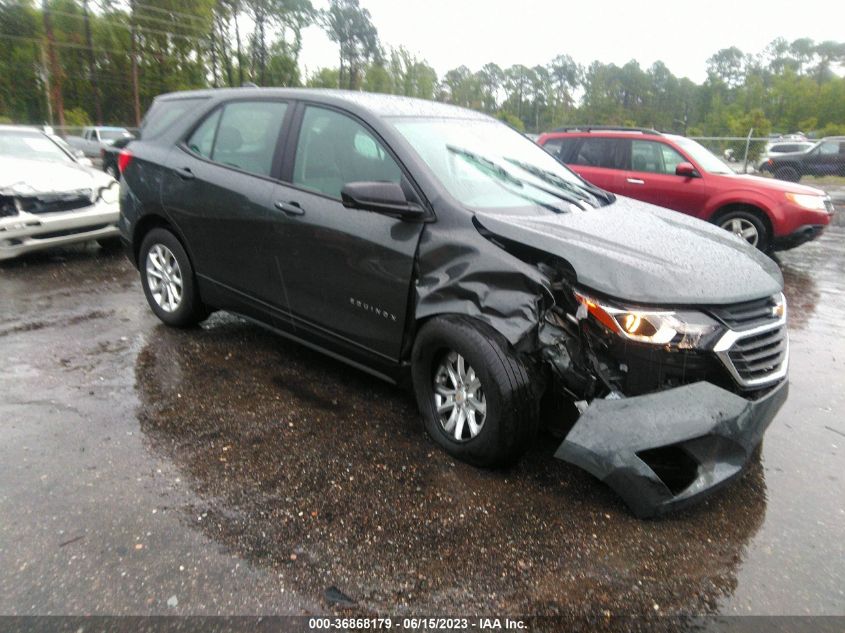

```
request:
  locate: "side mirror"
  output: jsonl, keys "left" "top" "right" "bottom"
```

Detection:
{"left": 341, "top": 181, "right": 425, "bottom": 220}
{"left": 675, "top": 162, "right": 700, "bottom": 178}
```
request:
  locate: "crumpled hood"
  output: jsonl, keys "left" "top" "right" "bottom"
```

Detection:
{"left": 0, "top": 156, "right": 113, "bottom": 195}
{"left": 475, "top": 196, "right": 783, "bottom": 305}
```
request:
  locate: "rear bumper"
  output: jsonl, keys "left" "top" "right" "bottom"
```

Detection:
{"left": 0, "top": 200, "right": 119, "bottom": 261}
{"left": 554, "top": 379, "right": 788, "bottom": 518}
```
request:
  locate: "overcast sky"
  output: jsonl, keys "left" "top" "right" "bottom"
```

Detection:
{"left": 298, "top": 0, "right": 844, "bottom": 83}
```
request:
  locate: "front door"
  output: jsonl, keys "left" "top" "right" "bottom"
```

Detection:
{"left": 268, "top": 104, "right": 425, "bottom": 360}
{"left": 619, "top": 139, "right": 712, "bottom": 218}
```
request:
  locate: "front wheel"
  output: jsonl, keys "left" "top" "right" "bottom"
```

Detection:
{"left": 411, "top": 316, "right": 539, "bottom": 467}
{"left": 139, "top": 228, "right": 208, "bottom": 327}
{"left": 715, "top": 209, "right": 770, "bottom": 251}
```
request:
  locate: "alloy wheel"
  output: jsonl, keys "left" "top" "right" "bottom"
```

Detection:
{"left": 720, "top": 217, "right": 759, "bottom": 247}
{"left": 146, "top": 243, "right": 183, "bottom": 312}
{"left": 433, "top": 351, "right": 486, "bottom": 442}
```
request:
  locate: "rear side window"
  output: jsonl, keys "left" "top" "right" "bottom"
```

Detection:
{"left": 141, "top": 98, "right": 207, "bottom": 139}
{"left": 569, "top": 138, "right": 626, "bottom": 169}
{"left": 186, "top": 100, "right": 288, "bottom": 177}
{"left": 292, "top": 106, "right": 402, "bottom": 199}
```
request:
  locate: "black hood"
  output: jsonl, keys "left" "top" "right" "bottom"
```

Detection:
{"left": 475, "top": 196, "right": 783, "bottom": 306}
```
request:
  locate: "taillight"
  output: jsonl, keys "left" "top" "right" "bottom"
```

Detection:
{"left": 117, "top": 149, "right": 133, "bottom": 174}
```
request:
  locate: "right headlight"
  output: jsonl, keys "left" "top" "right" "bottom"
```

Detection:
{"left": 785, "top": 192, "right": 828, "bottom": 211}
{"left": 574, "top": 293, "right": 722, "bottom": 350}
{"left": 98, "top": 181, "right": 119, "bottom": 205}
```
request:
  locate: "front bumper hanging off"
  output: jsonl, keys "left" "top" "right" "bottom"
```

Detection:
{"left": 554, "top": 380, "right": 788, "bottom": 518}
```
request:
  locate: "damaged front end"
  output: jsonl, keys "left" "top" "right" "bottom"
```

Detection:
{"left": 537, "top": 264, "right": 789, "bottom": 517}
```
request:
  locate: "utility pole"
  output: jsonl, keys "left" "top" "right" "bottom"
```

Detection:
{"left": 129, "top": 0, "right": 141, "bottom": 126}
{"left": 42, "top": 0, "right": 65, "bottom": 128}
{"left": 39, "top": 44, "right": 54, "bottom": 125}
{"left": 210, "top": 20, "right": 220, "bottom": 88}
{"left": 82, "top": 0, "right": 103, "bottom": 125}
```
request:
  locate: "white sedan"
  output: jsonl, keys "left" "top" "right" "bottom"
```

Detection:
{"left": 0, "top": 125, "right": 120, "bottom": 261}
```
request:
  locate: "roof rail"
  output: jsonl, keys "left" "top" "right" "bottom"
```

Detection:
{"left": 550, "top": 125, "right": 662, "bottom": 135}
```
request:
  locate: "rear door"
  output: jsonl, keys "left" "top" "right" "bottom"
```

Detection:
{"left": 558, "top": 136, "right": 627, "bottom": 193}
{"left": 618, "top": 139, "right": 712, "bottom": 216}
{"left": 160, "top": 98, "right": 292, "bottom": 310}
{"left": 266, "top": 103, "right": 425, "bottom": 361}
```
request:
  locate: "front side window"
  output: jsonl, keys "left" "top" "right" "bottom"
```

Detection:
{"left": 186, "top": 100, "right": 287, "bottom": 177}
{"left": 630, "top": 140, "right": 685, "bottom": 175}
{"left": 293, "top": 106, "right": 402, "bottom": 199}
{"left": 817, "top": 141, "right": 841, "bottom": 155}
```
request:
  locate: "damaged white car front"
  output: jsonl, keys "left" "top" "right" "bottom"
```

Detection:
{"left": 0, "top": 126, "right": 120, "bottom": 261}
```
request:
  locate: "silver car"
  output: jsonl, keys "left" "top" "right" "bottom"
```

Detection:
{"left": 0, "top": 125, "right": 120, "bottom": 261}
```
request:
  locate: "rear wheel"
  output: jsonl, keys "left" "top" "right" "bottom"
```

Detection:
{"left": 139, "top": 228, "right": 208, "bottom": 327}
{"left": 774, "top": 165, "right": 800, "bottom": 182}
{"left": 715, "top": 209, "right": 770, "bottom": 251}
{"left": 412, "top": 316, "right": 539, "bottom": 467}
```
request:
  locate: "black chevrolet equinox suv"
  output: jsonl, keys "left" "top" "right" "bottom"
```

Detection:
{"left": 119, "top": 88, "right": 789, "bottom": 517}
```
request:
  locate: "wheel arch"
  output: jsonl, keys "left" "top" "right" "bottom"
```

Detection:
{"left": 710, "top": 202, "right": 774, "bottom": 239}
{"left": 132, "top": 212, "right": 195, "bottom": 269}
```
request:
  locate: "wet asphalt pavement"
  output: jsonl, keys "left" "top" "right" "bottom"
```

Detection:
{"left": 0, "top": 220, "right": 843, "bottom": 619}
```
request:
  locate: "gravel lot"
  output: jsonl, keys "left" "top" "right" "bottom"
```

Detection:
{"left": 0, "top": 211, "right": 843, "bottom": 620}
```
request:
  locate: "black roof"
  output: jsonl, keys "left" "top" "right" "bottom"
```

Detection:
{"left": 155, "top": 87, "right": 490, "bottom": 120}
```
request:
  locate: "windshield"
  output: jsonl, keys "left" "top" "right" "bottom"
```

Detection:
{"left": 99, "top": 129, "right": 131, "bottom": 142}
{"left": 669, "top": 135, "right": 733, "bottom": 174}
{"left": 0, "top": 131, "right": 73, "bottom": 163}
{"left": 391, "top": 117, "right": 609, "bottom": 212}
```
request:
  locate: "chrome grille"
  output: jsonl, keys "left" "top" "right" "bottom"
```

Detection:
{"left": 18, "top": 190, "right": 93, "bottom": 215}
{"left": 824, "top": 198, "right": 835, "bottom": 214}
{"left": 713, "top": 295, "right": 788, "bottom": 388}
{"left": 728, "top": 326, "right": 787, "bottom": 381}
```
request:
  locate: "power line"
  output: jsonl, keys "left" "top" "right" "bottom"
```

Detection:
{"left": 88, "top": 0, "right": 213, "bottom": 37}
{"left": 100, "top": 0, "right": 213, "bottom": 27}
{"left": 43, "top": 7, "right": 214, "bottom": 45}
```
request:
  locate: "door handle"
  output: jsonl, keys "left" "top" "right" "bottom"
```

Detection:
{"left": 626, "top": 178, "right": 645, "bottom": 185}
{"left": 176, "top": 167, "right": 195, "bottom": 180}
{"left": 274, "top": 200, "right": 305, "bottom": 216}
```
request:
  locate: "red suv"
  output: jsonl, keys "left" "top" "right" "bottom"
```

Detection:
{"left": 537, "top": 127, "right": 834, "bottom": 251}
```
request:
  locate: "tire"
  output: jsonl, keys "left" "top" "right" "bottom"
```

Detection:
{"left": 139, "top": 228, "right": 208, "bottom": 327}
{"left": 774, "top": 165, "right": 800, "bottom": 182}
{"left": 714, "top": 208, "right": 771, "bottom": 252}
{"left": 411, "top": 315, "right": 540, "bottom": 468}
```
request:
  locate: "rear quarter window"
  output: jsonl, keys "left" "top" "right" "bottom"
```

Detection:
{"left": 141, "top": 97, "right": 208, "bottom": 139}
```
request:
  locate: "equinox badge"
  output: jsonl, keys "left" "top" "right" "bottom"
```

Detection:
{"left": 349, "top": 297, "right": 397, "bottom": 322}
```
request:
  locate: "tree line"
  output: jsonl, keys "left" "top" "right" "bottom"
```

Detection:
{"left": 1, "top": 0, "right": 844, "bottom": 137}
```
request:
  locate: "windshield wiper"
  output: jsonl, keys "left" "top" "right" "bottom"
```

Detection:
{"left": 446, "top": 145, "right": 588, "bottom": 212}
{"left": 504, "top": 157, "right": 614, "bottom": 206}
